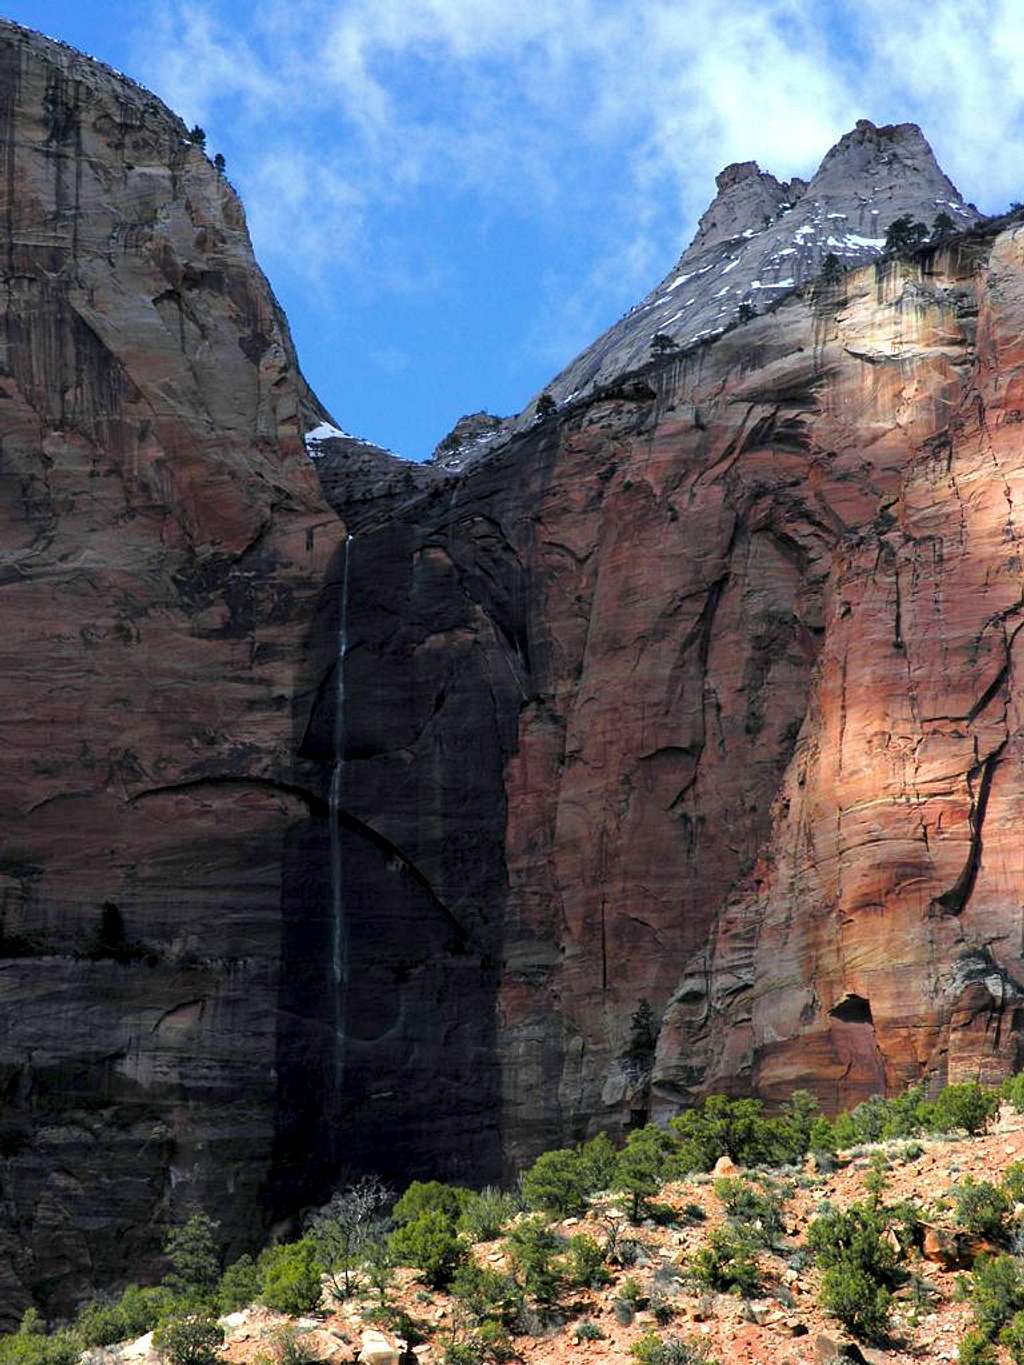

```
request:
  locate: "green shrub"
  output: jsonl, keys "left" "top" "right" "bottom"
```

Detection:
{"left": 689, "top": 1227, "right": 760, "bottom": 1297}
{"left": 807, "top": 1201, "right": 901, "bottom": 1340}
{"left": 650, "top": 1291, "right": 676, "bottom": 1325}
{"left": 958, "top": 1329, "right": 998, "bottom": 1364}
{"left": 954, "top": 1180, "right": 1012, "bottom": 1239}
{"left": 75, "top": 1285, "right": 172, "bottom": 1347}
{"left": 616, "top": 1125, "right": 671, "bottom": 1220}
{"left": 1003, "top": 1073, "right": 1024, "bottom": 1113}
{"left": 475, "top": 1319, "right": 515, "bottom": 1362}
{"left": 618, "top": 1275, "right": 647, "bottom": 1307}
{"left": 521, "top": 1147, "right": 591, "bottom": 1216}
{"left": 579, "top": 1132, "right": 618, "bottom": 1191}
{"left": 457, "top": 1187, "right": 518, "bottom": 1242}
{"left": 1003, "top": 1163, "right": 1024, "bottom": 1204}
{"left": 928, "top": 1083, "right": 999, "bottom": 1136}
{"left": 669, "top": 1094, "right": 800, "bottom": 1172}
{"left": 507, "top": 1216, "right": 562, "bottom": 1305}
{"left": 968, "top": 1254, "right": 1024, "bottom": 1338}
{"left": 630, "top": 1332, "right": 716, "bottom": 1364}
{"left": 151, "top": 1313, "right": 224, "bottom": 1365}
{"left": 1002, "top": 1312, "right": 1024, "bottom": 1363}
{"left": 713, "top": 1177, "right": 785, "bottom": 1247}
{"left": 0, "top": 1312, "right": 81, "bottom": 1365}
{"left": 450, "top": 1262, "right": 523, "bottom": 1327}
{"left": 819, "top": 1265, "right": 891, "bottom": 1342}
{"left": 389, "top": 1210, "right": 467, "bottom": 1289}
{"left": 574, "top": 1321, "right": 605, "bottom": 1342}
{"left": 163, "top": 1213, "right": 221, "bottom": 1296}
{"left": 216, "top": 1254, "right": 260, "bottom": 1312}
{"left": 393, "top": 1180, "right": 472, "bottom": 1226}
{"left": 863, "top": 1153, "right": 890, "bottom": 1205}
{"left": 259, "top": 1238, "right": 323, "bottom": 1314}
{"left": 808, "top": 1117, "right": 838, "bottom": 1156}
{"left": 442, "top": 1344, "right": 480, "bottom": 1365}
{"left": 806, "top": 1203, "right": 899, "bottom": 1282}
{"left": 563, "top": 1233, "right": 609, "bottom": 1289}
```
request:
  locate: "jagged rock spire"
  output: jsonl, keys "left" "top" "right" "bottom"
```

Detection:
{"left": 536, "top": 119, "right": 980, "bottom": 407}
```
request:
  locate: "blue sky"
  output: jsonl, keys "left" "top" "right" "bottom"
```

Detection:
{"left": 9, "top": 2, "right": 1024, "bottom": 459}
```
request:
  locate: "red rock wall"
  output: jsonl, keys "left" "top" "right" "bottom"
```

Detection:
{"left": 5, "top": 18, "right": 1024, "bottom": 1322}
{"left": 339, "top": 231, "right": 1024, "bottom": 1180}
{"left": 0, "top": 24, "right": 340, "bottom": 1318}
{"left": 659, "top": 232, "right": 1024, "bottom": 1114}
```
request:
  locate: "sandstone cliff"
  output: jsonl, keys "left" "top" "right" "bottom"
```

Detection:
{"left": 0, "top": 20, "right": 341, "bottom": 1320}
{"left": 4, "top": 15, "right": 1024, "bottom": 1330}
{"left": 324, "top": 215, "right": 1024, "bottom": 1179}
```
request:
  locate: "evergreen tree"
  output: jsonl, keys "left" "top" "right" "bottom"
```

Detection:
{"left": 932, "top": 210, "right": 955, "bottom": 240}
{"left": 883, "top": 214, "right": 928, "bottom": 256}
{"left": 163, "top": 1213, "right": 221, "bottom": 1295}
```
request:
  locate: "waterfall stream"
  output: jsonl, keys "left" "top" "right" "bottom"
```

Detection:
{"left": 328, "top": 534, "right": 353, "bottom": 1039}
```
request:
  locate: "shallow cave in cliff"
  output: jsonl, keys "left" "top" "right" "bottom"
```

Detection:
{"left": 828, "top": 993, "right": 874, "bottom": 1025}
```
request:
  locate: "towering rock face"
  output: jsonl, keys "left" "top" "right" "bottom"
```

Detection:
{"left": 329, "top": 218, "right": 1024, "bottom": 1174}
{"left": 3, "top": 16, "right": 1024, "bottom": 1325}
{"left": 0, "top": 21, "right": 341, "bottom": 1320}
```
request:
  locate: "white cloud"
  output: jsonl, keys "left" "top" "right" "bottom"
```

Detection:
{"left": 133, "top": 0, "right": 1024, "bottom": 360}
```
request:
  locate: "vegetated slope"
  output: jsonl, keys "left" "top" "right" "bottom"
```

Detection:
{"left": 24, "top": 1082, "right": 1024, "bottom": 1365}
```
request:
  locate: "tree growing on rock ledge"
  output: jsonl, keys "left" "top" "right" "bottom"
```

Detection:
{"left": 535, "top": 392, "right": 557, "bottom": 419}
{"left": 884, "top": 214, "right": 928, "bottom": 256}
{"left": 932, "top": 210, "right": 955, "bottom": 240}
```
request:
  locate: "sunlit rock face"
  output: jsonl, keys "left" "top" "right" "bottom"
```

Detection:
{"left": 532, "top": 120, "right": 981, "bottom": 414}
{"left": 334, "top": 222, "right": 1024, "bottom": 1176}
{"left": 656, "top": 229, "right": 1024, "bottom": 1115}
{"left": 0, "top": 20, "right": 340, "bottom": 1320}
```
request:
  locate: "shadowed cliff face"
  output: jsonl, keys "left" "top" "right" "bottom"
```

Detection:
{"left": 329, "top": 226, "right": 1024, "bottom": 1176}
{"left": 0, "top": 21, "right": 345, "bottom": 1320}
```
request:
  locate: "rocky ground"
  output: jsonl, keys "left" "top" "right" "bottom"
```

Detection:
{"left": 95, "top": 1107, "right": 1024, "bottom": 1365}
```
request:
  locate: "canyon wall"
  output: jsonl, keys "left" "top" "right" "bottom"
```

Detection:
{"left": 3, "top": 18, "right": 1024, "bottom": 1324}
{"left": 0, "top": 21, "right": 342, "bottom": 1319}
{"left": 329, "top": 226, "right": 1024, "bottom": 1176}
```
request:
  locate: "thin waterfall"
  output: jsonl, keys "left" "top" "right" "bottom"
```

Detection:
{"left": 328, "top": 534, "right": 353, "bottom": 1038}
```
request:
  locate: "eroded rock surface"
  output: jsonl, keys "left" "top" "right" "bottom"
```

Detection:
{"left": 0, "top": 20, "right": 340, "bottom": 1319}
{"left": 4, "top": 15, "right": 1024, "bottom": 1327}
{"left": 538, "top": 120, "right": 980, "bottom": 413}
{"left": 334, "top": 221, "right": 1024, "bottom": 1174}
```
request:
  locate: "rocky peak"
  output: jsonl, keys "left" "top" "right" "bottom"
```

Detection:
{"left": 690, "top": 160, "right": 791, "bottom": 253}
{"left": 807, "top": 118, "right": 965, "bottom": 206}
{"left": 430, "top": 409, "right": 511, "bottom": 471}
{"left": 534, "top": 118, "right": 982, "bottom": 405}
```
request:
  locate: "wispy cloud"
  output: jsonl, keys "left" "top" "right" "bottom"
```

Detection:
{"left": 132, "top": 0, "right": 1024, "bottom": 383}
